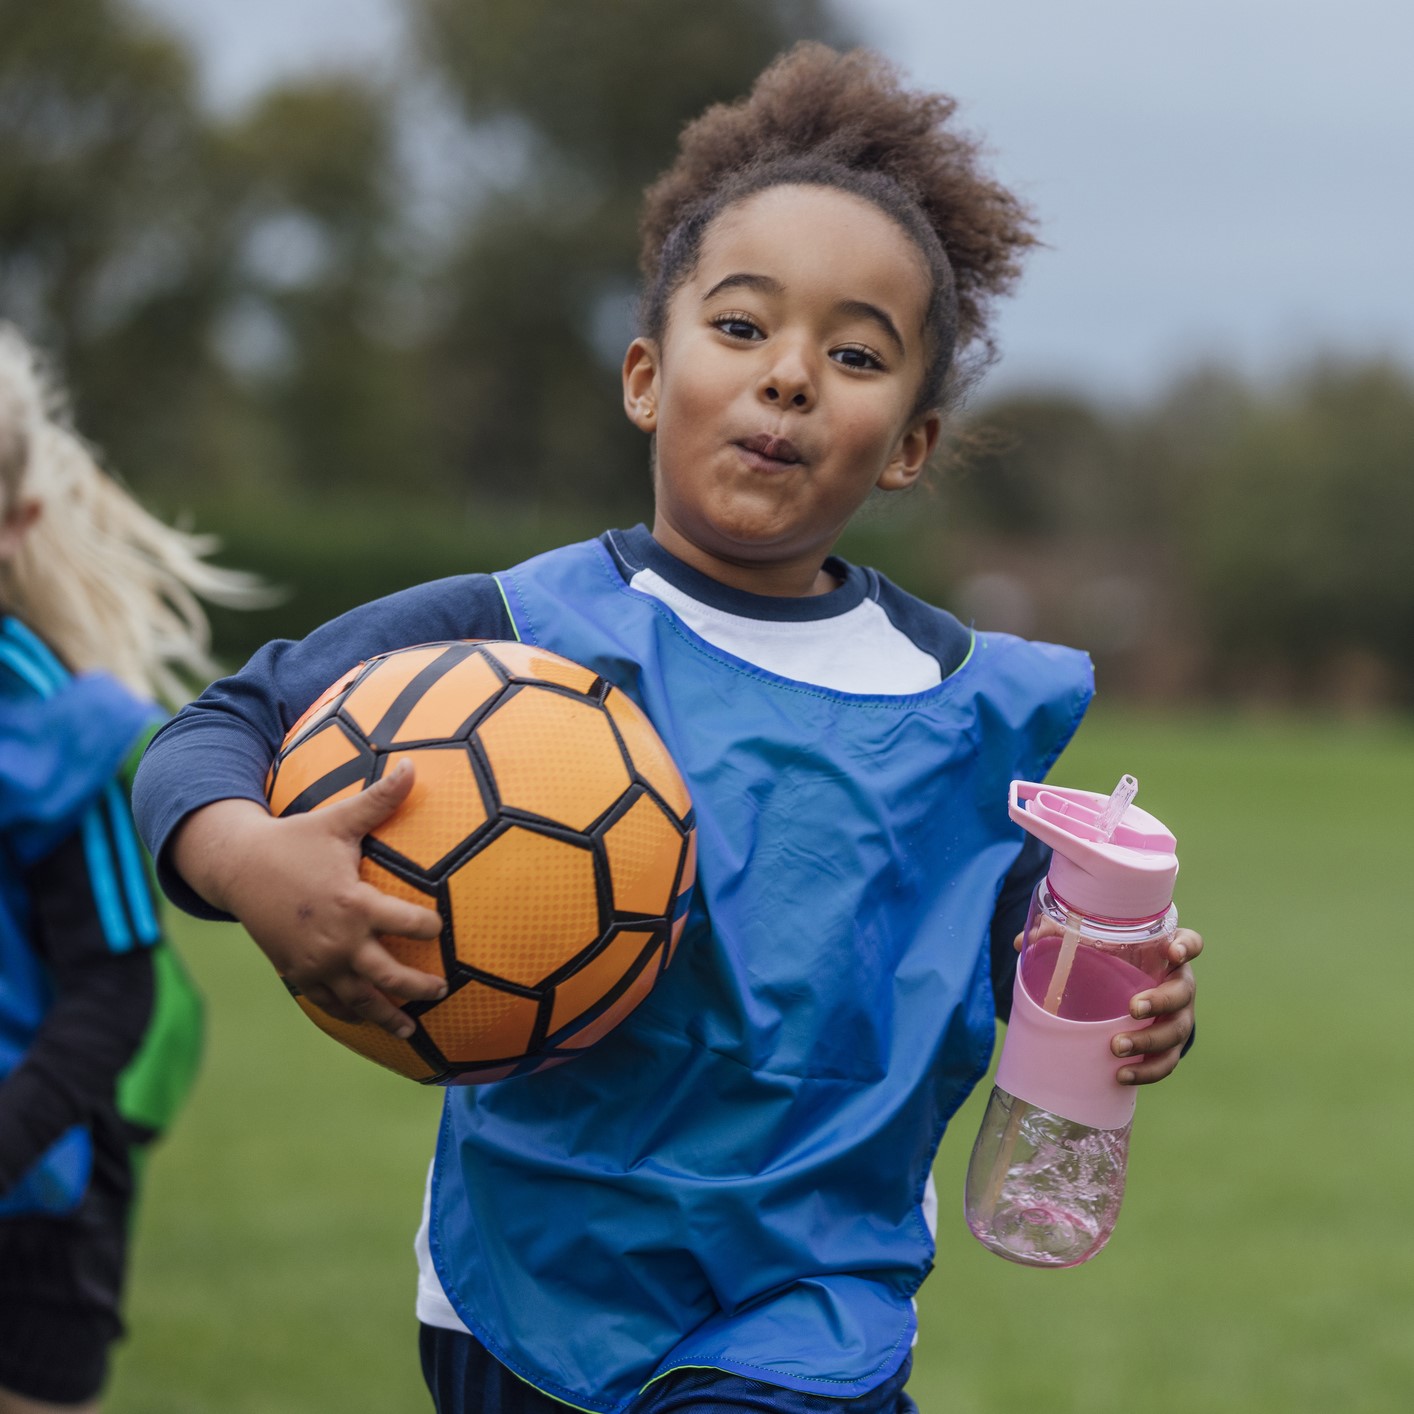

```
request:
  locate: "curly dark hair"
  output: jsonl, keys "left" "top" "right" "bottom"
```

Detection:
{"left": 638, "top": 43, "right": 1037, "bottom": 416}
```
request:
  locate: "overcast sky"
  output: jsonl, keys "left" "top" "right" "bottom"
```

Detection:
{"left": 136, "top": 0, "right": 1414, "bottom": 401}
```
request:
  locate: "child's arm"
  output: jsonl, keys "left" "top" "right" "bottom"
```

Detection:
{"left": 134, "top": 574, "right": 514, "bottom": 1037}
{"left": 0, "top": 814, "right": 156, "bottom": 1194}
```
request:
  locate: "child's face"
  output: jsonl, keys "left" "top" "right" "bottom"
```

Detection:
{"left": 623, "top": 184, "right": 940, "bottom": 594}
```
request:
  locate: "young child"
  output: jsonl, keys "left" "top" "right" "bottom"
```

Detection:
{"left": 133, "top": 45, "right": 1201, "bottom": 1414}
{"left": 0, "top": 323, "right": 259, "bottom": 1412}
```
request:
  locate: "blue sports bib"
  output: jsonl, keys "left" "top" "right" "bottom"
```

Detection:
{"left": 1, "top": 617, "right": 158, "bottom": 1217}
{"left": 430, "top": 538, "right": 1092, "bottom": 1411}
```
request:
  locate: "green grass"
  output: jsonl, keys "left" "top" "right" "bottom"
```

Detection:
{"left": 108, "top": 713, "right": 1414, "bottom": 1412}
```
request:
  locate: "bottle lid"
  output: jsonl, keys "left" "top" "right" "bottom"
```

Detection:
{"left": 1009, "top": 776, "right": 1179, "bottom": 921}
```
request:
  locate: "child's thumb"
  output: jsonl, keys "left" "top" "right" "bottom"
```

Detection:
{"left": 334, "top": 758, "right": 416, "bottom": 838}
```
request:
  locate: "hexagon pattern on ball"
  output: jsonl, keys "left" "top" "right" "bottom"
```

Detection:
{"left": 264, "top": 640, "right": 695, "bottom": 1083}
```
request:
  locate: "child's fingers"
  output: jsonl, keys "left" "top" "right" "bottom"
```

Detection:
{"left": 1127, "top": 962, "right": 1195, "bottom": 1020}
{"left": 351, "top": 935, "right": 447, "bottom": 1006}
{"left": 361, "top": 887, "right": 443, "bottom": 944}
{"left": 355, "top": 887, "right": 445, "bottom": 1001}
{"left": 1012, "top": 916, "right": 1066, "bottom": 952}
{"left": 1112, "top": 1010, "right": 1192, "bottom": 1062}
{"left": 1113, "top": 949, "right": 1196, "bottom": 1085}
{"left": 1116, "top": 1043, "right": 1184, "bottom": 1086}
{"left": 327, "top": 972, "right": 419, "bottom": 1039}
{"left": 300, "top": 981, "right": 364, "bottom": 1025}
{"left": 287, "top": 949, "right": 435, "bottom": 1038}
{"left": 1168, "top": 927, "right": 1204, "bottom": 967}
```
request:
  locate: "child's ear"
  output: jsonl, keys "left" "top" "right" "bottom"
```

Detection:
{"left": 622, "top": 338, "right": 661, "bottom": 433}
{"left": 0, "top": 496, "right": 42, "bottom": 560}
{"left": 877, "top": 412, "right": 942, "bottom": 492}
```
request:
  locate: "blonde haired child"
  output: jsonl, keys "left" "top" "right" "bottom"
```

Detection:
{"left": 0, "top": 323, "right": 260, "bottom": 1412}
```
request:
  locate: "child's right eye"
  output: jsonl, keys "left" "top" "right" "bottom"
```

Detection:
{"left": 711, "top": 313, "right": 763, "bottom": 341}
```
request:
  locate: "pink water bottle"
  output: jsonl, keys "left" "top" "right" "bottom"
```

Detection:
{"left": 964, "top": 774, "right": 1180, "bottom": 1267}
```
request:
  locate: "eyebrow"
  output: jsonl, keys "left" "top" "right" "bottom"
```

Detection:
{"left": 836, "top": 298, "right": 905, "bottom": 357}
{"left": 702, "top": 272, "right": 782, "bottom": 302}
{"left": 701, "top": 273, "right": 906, "bottom": 356}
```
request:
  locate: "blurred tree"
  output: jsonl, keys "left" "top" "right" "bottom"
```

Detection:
{"left": 218, "top": 77, "right": 441, "bottom": 495}
{"left": 0, "top": 0, "right": 234, "bottom": 488}
{"left": 949, "top": 361, "right": 1414, "bottom": 706}
{"left": 408, "top": 0, "right": 850, "bottom": 511}
{"left": 0, "top": 1, "right": 438, "bottom": 505}
{"left": 950, "top": 392, "right": 1124, "bottom": 535}
{"left": 1181, "top": 359, "right": 1414, "bottom": 703}
{"left": 411, "top": 0, "right": 840, "bottom": 193}
{"left": 6, "top": 1, "right": 1411, "bottom": 708}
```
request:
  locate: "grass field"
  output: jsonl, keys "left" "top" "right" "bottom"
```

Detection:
{"left": 107, "top": 712, "right": 1414, "bottom": 1413}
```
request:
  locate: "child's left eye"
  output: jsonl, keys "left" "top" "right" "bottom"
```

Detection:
{"left": 832, "top": 345, "right": 884, "bottom": 371}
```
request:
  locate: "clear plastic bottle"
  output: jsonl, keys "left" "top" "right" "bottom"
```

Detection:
{"left": 964, "top": 776, "right": 1180, "bottom": 1268}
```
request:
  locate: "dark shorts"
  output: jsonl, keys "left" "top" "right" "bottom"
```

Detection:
{"left": 420, "top": 1324, "right": 920, "bottom": 1414}
{"left": 0, "top": 1120, "right": 138, "bottom": 1404}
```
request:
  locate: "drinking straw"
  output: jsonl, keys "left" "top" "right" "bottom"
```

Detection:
{"left": 1097, "top": 774, "right": 1138, "bottom": 842}
{"left": 1042, "top": 775, "right": 1134, "bottom": 1011}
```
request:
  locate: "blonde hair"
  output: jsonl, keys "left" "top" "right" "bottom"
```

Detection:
{"left": 0, "top": 323, "right": 269, "bottom": 705}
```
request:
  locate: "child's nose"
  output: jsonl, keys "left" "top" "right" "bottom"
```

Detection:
{"left": 758, "top": 358, "right": 815, "bottom": 411}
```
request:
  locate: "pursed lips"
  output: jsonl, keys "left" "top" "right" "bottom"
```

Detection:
{"left": 734, "top": 433, "right": 805, "bottom": 469}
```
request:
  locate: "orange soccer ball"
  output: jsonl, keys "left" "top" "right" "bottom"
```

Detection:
{"left": 264, "top": 640, "right": 695, "bottom": 1084}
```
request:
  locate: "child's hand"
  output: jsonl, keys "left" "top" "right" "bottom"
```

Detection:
{"left": 1111, "top": 928, "right": 1201, "bottom": 1086}
{"left": 171, "top": 761, "right": 445, "bottom": 1037}
{"left": 1011, "top": 924, "right": 1202, "bottom": 1086}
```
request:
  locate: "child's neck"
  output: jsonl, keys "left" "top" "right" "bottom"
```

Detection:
{"left": 650, "top": 518, "right": 839, "bottom": 599}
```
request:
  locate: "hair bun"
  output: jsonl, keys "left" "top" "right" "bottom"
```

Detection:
{"left": 640, "top": 42, "right": 1035, "bottom": 360}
